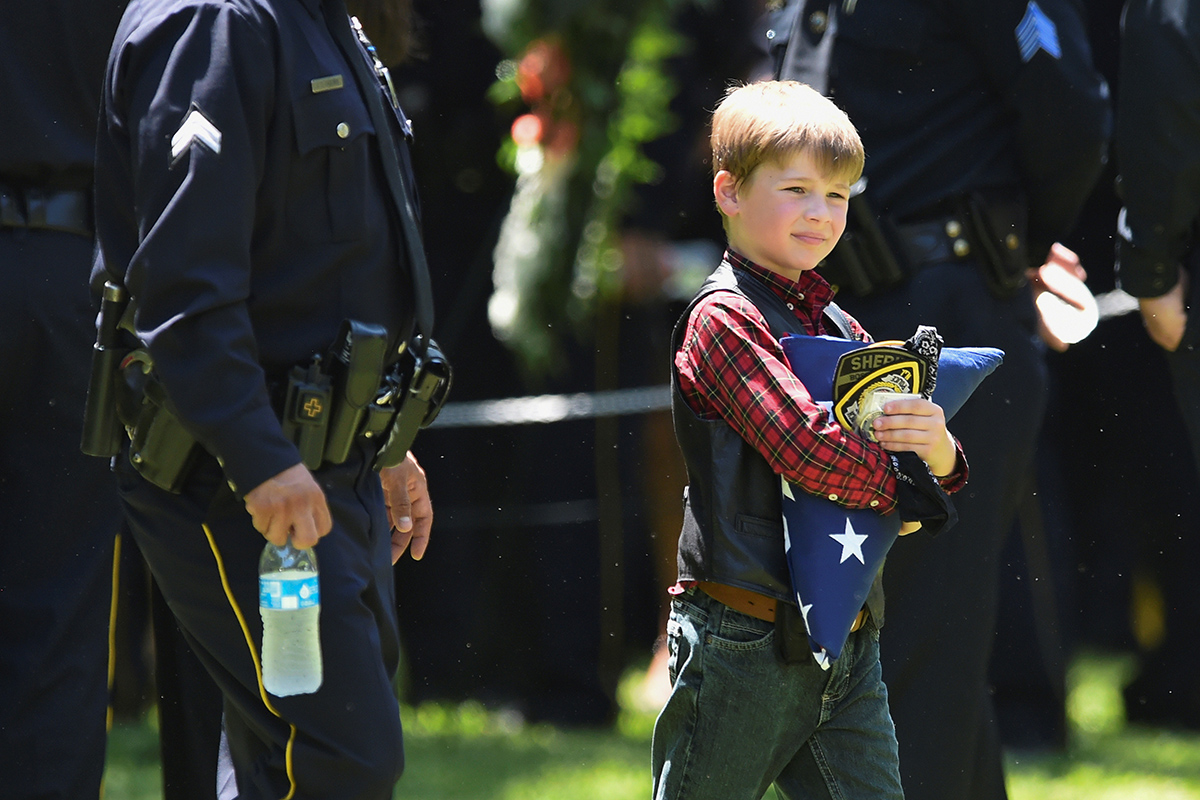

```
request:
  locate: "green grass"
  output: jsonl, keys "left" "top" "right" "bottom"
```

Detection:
{"left": 102, "top": 650, "right": 1200, "bottom": 799}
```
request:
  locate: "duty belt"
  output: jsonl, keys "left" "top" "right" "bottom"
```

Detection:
{"left": 0, "top": 184, "right": 93, "bottom": 238}
{"left": 893, "top": 216, "right": 975, "bottom": 268}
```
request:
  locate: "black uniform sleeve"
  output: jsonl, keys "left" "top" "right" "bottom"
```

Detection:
{"left": 1115, "top": 0, "right": 1200, "bottom": 298}
{"left": 952, "top": 0, "right": 1112, "bottom": 263}
{"left": 105, "top": 4, "right": 301, "bottom": 495}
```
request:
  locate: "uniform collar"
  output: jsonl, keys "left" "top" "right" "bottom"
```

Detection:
{"left": 724, "top": 249, "right": 835, "bottom": 320}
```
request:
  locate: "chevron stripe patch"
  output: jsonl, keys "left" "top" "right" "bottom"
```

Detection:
{"left": 1016, "top": 1, "right": 1062, "bottom": 62}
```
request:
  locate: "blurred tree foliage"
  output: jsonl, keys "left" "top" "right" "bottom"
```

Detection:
{"left": 482, "top": 0, "right": 693, "bottom": 377}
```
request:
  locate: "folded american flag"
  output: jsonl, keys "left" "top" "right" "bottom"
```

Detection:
{"left": 779, "top": 333, "right": 1003, "bottom": 668}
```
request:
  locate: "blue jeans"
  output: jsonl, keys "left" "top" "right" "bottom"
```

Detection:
{"left": 651, "top": 589, "right": 903, "bottom": 800}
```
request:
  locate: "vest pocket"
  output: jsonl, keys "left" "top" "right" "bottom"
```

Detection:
{"left": 734, "top": 514, "right": 783, "bottom": 539}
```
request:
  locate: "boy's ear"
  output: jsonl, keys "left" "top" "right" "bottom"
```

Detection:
{"left": 713, "top": 170, "right": 741, "bottom": 217}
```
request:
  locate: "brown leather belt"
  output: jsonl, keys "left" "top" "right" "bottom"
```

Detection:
{"left": 698, "top": 581, "right": 867, "bottom": 631}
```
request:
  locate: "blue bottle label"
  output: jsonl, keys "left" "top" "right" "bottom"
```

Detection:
{"left": 259, "top": 575, "right": 320, "bottom": 610}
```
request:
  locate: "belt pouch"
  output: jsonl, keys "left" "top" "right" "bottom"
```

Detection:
{"left": 128, "top": 399, "right": 200, "bottom": 494}
{"left": 963, "top": 191, "right": 1029, "bottom": 299}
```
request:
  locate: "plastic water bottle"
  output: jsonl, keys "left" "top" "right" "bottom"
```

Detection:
{"left": 259, "top": 541, "right": 323, "bottom": 696}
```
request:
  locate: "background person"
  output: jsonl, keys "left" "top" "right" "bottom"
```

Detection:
{"left": 93, "top": 0, "right": 436, "bottom": 794}
{"left": 1113, "top": 0, "right": 1200, "bottom": 730}
{"left": 0, "top": 3, "right": 127, "bottom": 797}
{"left": 775, "top": 1, "right": 1111, "bottom": 796}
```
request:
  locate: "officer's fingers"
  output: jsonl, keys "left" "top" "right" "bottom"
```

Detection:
{"left": 260, "top": 513, "right": 290, "bottom": 547}
{"left": 384, "top": 473, "right": 414, "bottom": 533}
{"left": 404, "top": 499, "right": 432, "bottom": 561}
{"left": 390, "top": 528, "right": 414, "bottom": 564}
{"left": 290, "top": 515, "right": 320, "bottom": 550}
{"left": 898, "top": 521, "right": 922, "bottom": 536}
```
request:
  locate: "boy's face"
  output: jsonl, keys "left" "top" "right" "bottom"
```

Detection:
{"left": 714, "top": 149, "right": 851, "bottom": 282}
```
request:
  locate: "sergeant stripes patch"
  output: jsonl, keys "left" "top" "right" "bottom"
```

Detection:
{"left": 1016, "top": 1, "right": 1062, "bottom": 62}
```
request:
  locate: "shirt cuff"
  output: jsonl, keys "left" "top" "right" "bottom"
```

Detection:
{"left": 1117, "top": 239, "right": 1183, "bottom": 298}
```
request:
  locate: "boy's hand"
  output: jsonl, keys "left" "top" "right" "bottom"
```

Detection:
{"left": 899, "top": 521, "right": 923, "bottom": 536}
{"left": 870, "top": 396, "right": 958, "bottom": 477}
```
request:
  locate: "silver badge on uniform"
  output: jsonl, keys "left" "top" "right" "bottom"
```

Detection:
{"left": 1016, "top": 1, "right": 1062, "bottom": 62}
{"left": 171, "top": 106, "right": 222, "bottom": 162}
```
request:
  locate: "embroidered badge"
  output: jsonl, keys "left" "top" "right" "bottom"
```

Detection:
{"left": 171, "top": 107, "right": 222, "bottom": 162}
{"left": 1016, "top": 1, "right": 1062, "bottom": 62}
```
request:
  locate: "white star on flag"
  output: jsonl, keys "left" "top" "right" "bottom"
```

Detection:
{"left": 829, "top": 519, "right": 868, "bottom": 564}
{"left": 171, "top": 107, "right": 222, "bottom": 161}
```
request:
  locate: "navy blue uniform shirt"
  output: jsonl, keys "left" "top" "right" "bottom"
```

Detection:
{"left": 0, "top": 2, "right": 126, "bottom": 189}
{"left": 94, "top": 0, "right": 413, "bottom": 495}
{"left": 825, "top": 0, "right": 1111, "bottom": 264}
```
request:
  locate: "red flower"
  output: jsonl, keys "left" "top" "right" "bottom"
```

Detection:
{"left": 515, "top": 39, "right": 571, "bottom": 103}
{"left": 510, "top": 113, "right": 545, "bottom": 146}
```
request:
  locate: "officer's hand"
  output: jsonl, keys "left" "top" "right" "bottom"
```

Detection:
{"left": 1029, "top": 243, "right": 1097, "bottom": 352}
{"left": 380, "top": 451, "right": 432, "bottom": 564}
{"left": 1139, "top": 273, "right": 1189, "bottom": 352}
{"left": 244, "top": 463, "right": 332, "bottom": 549}
{"left": 870, "top": 396, "right": 958, "bottom": 478}
{"left": 898, "top": 521, "right": 923, "bottom": 536}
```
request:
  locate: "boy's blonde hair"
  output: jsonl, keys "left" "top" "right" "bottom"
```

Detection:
{"left": 710, "top": 80, "right": 864, "bottom": 189}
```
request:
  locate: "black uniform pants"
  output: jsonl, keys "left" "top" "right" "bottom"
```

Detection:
{"left": 840, "top": 260, "right": 1047, "bottom": 800}
{"left": 0, "top": 226, "right": 121, "bottom": 799}
{"left": 116, "top": 444, "right": 404, "bottom": 799}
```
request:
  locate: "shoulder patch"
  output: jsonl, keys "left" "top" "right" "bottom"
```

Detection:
{"left": 171, "top": 107, "right": 222, "bottom": 162}
{"left": 1016, "top": 1, "right": 1062, "bottom": 62}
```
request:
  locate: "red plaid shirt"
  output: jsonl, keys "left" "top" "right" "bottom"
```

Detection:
{"left": 675, "top": 250, "right": 967, "bottom": 514}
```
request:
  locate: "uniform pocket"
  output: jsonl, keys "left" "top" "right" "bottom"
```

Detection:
{"left": 288, "top": 87, "right": 375, "bottom": 243}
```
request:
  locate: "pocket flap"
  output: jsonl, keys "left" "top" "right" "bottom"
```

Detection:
{"left": 293, "top": 86, "right": 374, "bottom": 154}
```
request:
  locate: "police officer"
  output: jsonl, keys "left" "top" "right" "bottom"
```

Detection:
{"left": 0, "top": 4, "right": 126, "bottom": 797}
{"left": 93, "top": 0, "right": 436, "bottom": 795}
{"left": 775, "top": 2, "right": 1110, "bottom": 798}
{"left": 1115, "top": 0, "right": 1200, "bottom": 730}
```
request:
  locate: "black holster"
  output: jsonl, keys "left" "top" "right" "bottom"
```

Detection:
{"left": 818, "top": 183, "right": 908, "bottom": 298}
{"left": 370, "top": 337, "right": 452, "bottom": 470}
{"left": 960, "top": 190, "right": 1030, "bottom": 299}
{"left": 278, "top": 328, "right": 452, "bottom": 473}
{"left": 118, "top": 350, "right": 201, "bottom": 494}
{"left": 81, "top": 283, "right": 202, "bottom": 493}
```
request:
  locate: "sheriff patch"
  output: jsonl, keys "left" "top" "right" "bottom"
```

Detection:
{"left": 832, "top": 343, "right": 929, "bottom": 438}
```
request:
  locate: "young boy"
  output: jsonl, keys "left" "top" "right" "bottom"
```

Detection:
{"left": 651, "top": 80, "right": 968, "bottom": 799}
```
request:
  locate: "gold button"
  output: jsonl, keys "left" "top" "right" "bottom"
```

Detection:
{"left": 945, "top": 219, "right": 962, "bottom": 238}
{"left": 336, "top": 122, "right": 350, "bottom": 138}
{"left": 809, "top": 10, "right": 828, "bottom": 33}
{"left": 953, "top": 238, "right": 971, "bottom": 257}
{"left": 827, "top": 493, "right": 839, "bottom": 501}
{"left": 1005, "top": 233, "right": 1020, "bottom": 250}
{"left": 870, "top": 499, "right": 880, "bottom": 508}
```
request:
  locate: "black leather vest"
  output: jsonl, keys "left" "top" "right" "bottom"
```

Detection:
{"left": 671, "top": 261, "right": 885, "bottom": 622}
